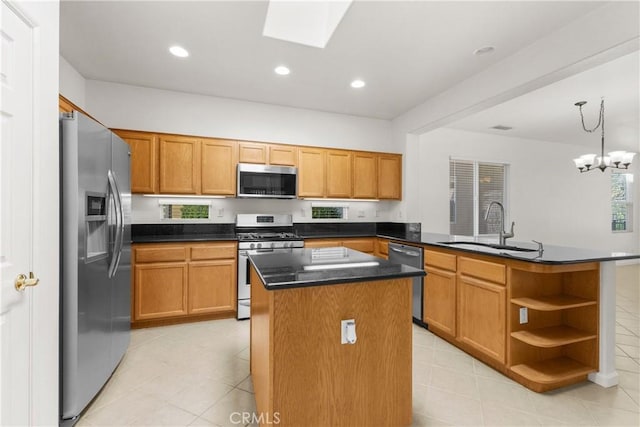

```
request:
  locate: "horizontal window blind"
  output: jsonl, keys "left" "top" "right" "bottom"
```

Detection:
{"left": 450, "top": 159, "right": 507, "bottom": 237}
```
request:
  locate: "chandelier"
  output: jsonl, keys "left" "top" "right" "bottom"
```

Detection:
{"left": 572, "top": 98, "right": 635, "bottom": 172}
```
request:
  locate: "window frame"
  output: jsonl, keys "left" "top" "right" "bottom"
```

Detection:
{"left": 611, "top": 171, "right": 633, "bottom": 233}
{"left": 449, "top": 157, "right": 510, "bottom": 238}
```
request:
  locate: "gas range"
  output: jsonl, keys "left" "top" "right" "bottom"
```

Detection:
{"left": 236, "top": 214, "right": 303, "bottom": 320}
{"left": 235, "top": 214, "right": 304, "bottom": 250}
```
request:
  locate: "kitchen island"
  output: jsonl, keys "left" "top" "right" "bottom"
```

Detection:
{"left": 375, "top": 232, "right": 640, "bottom": 392}
{"left": 248, "top": 248, "right": 425, "bottom": 427}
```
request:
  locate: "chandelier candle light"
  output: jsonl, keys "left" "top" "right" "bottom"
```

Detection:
{"left": 572, "top": 98, "right": 635, "bottom": 173}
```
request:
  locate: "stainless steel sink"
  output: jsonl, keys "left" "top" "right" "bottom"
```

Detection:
{"left": 438, "top": 241, "right": 538, "bottom": 253}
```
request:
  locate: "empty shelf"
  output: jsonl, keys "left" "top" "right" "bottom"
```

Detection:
{"left": 511, "top": 295, "right": 596, "bottom": 311}
{"left": 511, "top": 357, "right": 595, "bottom": 385}
{"left": 511, "top": 325, "right": 596, "bottom": 347}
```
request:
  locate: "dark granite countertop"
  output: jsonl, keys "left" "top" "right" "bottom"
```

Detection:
{"left": 248, "top": 247, "right": 425, "bottom": 290}
{"left": 378, "top": 231, "right": 640, "bottom": 265}
{"left": 133, "top": 233, "right": 237, "bottom": 243}
{"left": 132, "top": 223, "right": 237, "bottom": 243}
{"left": 130, "top": 222, "right": 640, "bottom": 264}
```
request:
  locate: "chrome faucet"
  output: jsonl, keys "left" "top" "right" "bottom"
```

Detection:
{"left": 484, "top": 201, "right": 514, "bottom": 246}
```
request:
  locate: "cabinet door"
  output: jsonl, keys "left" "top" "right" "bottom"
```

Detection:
{"left": 341, "top": 238, "right": 375, "bottom": 254}
{"left": 298, "top": 147, "right": 326, "bottom": 197}
{"left": 304, "top": 239, "right": 342, "bottom": 248}
{"left": 134, "top": 262, "right": 188, "bottom": 321}
{"left": 201, "top": 138, "right": 237, "bottom": 195}
{"left": 159, "top": 135, "right": 200, "bottom": 194}
{"left": 353, "top": 152, "right": 377, "bottom": 199}
{"left": 424, "top": 267, "right": 456, "bottom": 337}
{"left": 378, "top": 154, "right": 402, "bottom": 200}
{"left": 326, "top": 150, "right": 352, "bottom": 198}
{"left": 238, "top": 141, "right": 267, "bottom": 164}
{"left": 458, "top": 275, "right": 506, "bottom": 363}
{"left": 375, "top": 238, "right": 389, "bottom": 259}
{"left": 268, "top": 144, "right": 297, "bottom": 166}
{"left": 188, "top": 259, "right": 237, "bottom": 314}
{"left": 115, "top": 130, "right": 158, "bottom": 194}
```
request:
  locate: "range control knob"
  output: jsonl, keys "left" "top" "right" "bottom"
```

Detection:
{"left": 250, "top": 243, "right": 255, "bottom": 250}
{"left": 257, "top": 243, "right": 262, "bottom": 249}
{"left": 269, "top": 242, "right": 274, "bottom": 249}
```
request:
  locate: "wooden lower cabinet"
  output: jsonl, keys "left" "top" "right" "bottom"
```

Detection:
{"left": 423, "top": 266, "right": 456, "bottom": 337}
{"left": 304, "top": 237, "right": 376, "bottom": 254}
{"left": 457, "top": 274, "right": 506, "bottom": 363}
{"left": 134, "top": 262, "right": 188, "bottom": 320}
{"left": 132, "top": 241, "right": 237, "bottom": 327}
{"left": 421, "top": 247, "right": 598, "bottom": 392}
{"left": 188, "top": 260, "right": 236, "bottom": 314}
{"left": 375, "top": 238, "right": 389, "bottom": 259}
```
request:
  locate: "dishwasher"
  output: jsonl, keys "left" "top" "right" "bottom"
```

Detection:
{"left": 388, "top": 242, "right": 426, "bottom": 326}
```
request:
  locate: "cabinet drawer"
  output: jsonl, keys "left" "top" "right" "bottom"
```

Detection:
{"left": 342, "top": 238, "right": 375, "bottom": 253}
{"left": 191, "top": 243, "right": 236, "bottom": 260}
{"left": 135, "top": 246, "right": 187, "bottom": 263}
{"left": 424, "top": 249, "right": 456, "bottom": 271}
{"left": 459, "top": 256, "right": 506, "bottom": 284}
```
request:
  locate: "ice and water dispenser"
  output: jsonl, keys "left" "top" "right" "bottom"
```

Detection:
{"left": 85, "top": 192, "right": 108, "bottom": 262}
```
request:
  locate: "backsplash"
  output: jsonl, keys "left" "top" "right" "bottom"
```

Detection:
{"left": 131, "top": 195, "right": 396, "bottom": 224}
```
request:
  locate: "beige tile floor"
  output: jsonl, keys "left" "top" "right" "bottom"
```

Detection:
{"left": 78, "top": 264, "right": 639, "bottom": 426}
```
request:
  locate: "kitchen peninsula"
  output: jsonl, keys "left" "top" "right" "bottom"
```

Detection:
{"left": 248, "top": 248, "right": 425, "bottom": 427}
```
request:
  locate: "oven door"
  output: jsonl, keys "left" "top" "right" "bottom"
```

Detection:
{"left": 237, "top": 250, "right": 251, "bottom": 319}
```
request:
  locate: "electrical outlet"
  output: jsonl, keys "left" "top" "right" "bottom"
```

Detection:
{"left": 398, "top": 210, "right": 403, "bottom": 219}
{"left": 375, "top": 210, "right": 380, "bottom": 218}
{"left": 300, "top": 208, "right": 306, "bottom": 217}
{"left": 357, "top": 210, "right": 365, "bottom": 218}
{"left": 519, "top": 307, "right": 528, "bottom": 324}
{"left": 217, "top": 207, "right": 224, "bottom": 217}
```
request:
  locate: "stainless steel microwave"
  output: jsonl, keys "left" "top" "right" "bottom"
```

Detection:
{"left": 237, "top": 163, "right": 297, "bottom": 199}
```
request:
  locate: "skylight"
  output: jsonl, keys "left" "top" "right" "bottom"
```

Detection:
{"left": 262, "top": 0, "right": 353, "bottom": 49}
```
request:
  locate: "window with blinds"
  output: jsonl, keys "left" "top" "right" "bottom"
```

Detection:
{"left": 450, "top": 159, "right": 508, "bottom": 237}
{"left": 611, "top": 172, "right": 633, "bottom": 232}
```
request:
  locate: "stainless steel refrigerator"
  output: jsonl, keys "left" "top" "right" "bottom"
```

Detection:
{"left": 59, "top": 111, "right": 131, "bottom": 426}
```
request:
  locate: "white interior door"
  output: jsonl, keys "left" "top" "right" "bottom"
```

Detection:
{"left": 0, "top": 2, "right": 37, "bottom": 425}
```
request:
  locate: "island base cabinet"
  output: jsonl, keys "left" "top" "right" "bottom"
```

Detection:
{"left": 250, "top": 267, "right": 413, "bottom": 427}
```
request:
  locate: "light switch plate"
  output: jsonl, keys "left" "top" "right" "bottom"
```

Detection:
{"left": 341, "top": 319, "right": 356, "bottom": 344}
{"left": 519, "top": 307, "right": 528, "bottom": 324}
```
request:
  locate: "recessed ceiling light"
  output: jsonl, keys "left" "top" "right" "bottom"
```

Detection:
{"left": 350, "top": 79, "right": 366, "bottom": 89}
{"left": 274, "top": 65, "right": 290, "bottom": 76}
{"left": 169, "top": 45, "right": 189, "bottom": 58}
{"left": 473, "top": 46, "right": 495, "bottom": 56}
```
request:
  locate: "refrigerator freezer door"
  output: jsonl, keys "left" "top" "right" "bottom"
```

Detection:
{"left": 60, "top": 112, "right": 113, "bottom": 419}
{"left": 109, "top": 133, "right": 131, "bottom": 370}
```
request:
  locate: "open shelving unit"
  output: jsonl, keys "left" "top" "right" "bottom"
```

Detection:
{"left": 508, "top": 264, "right": 599, "bottom": 392}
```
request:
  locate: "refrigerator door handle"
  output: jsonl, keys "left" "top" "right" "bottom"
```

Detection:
{"left": 107, "top": 170, "right": 123, "bottom": 278}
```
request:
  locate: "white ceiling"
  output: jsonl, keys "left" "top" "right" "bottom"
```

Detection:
{"left": 60, "top": 0, "right": 607, "bottom": 120}
{"left": 448, "top": 50, "right": 640, "bottom": 152}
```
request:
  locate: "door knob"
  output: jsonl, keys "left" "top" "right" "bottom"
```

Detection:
{"left": 15, "top": 272, "right": 40, "bottom": 292}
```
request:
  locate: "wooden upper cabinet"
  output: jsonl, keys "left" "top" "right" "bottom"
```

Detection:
{"left": 268, "top": 144, "right": 297, "bottom": 166}
{"left": 298, "top": 147, "right": 326, "bottom": 197}
{"left": 114, "top": 130, "right": 158, "bottom": 194}
{"left": 159, "top": 135, "right": 201, "bottom": 194}
{"left": 59, "top": 96, "right": 75, "bottom": 113}
{"left": 239, "top": 141, "right": 297, "bottom": 166}
{"left": 378, "top": 154, "right": 402, "bottom": 200}
{"left": 201, "top": 138, "right": 237, "bottom": 195}
{"left": 353, "top": 152, "right": 378, "bottom": 199}
{"left": 326, "top": 150, "right": 352, "bottom": 198}
{"left": 238, "top": 141, "right": 267, "bottom": 164}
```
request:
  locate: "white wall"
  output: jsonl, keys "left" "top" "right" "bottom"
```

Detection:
{"left": 411, "top": 127, "right": 639, "bottom": 254}
{"left": 84, "top": 80, "right": 395, "bottom": 153}
{"left": 59, "top": 55, "right": 86, "bottom": 108}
